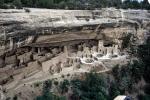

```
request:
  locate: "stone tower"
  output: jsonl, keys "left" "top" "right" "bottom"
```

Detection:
{"left": 64, "top": 46, "right": 68, "bottom": 57}
{"left": 98, "top": 40, "right": 104, "bottom": 53}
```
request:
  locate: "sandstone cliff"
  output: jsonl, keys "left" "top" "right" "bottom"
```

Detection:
{"left": 0, "top": 8, "right": 149, "bottom": 54}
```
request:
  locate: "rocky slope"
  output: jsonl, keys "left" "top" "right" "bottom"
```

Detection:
{"left": 0, "top": 8, "right": 149, "bottom": 100}
{"left": 0, "top": 8, "right": 149, "bottom": 59}
{"left": 0, "top": 8, "right": 149, "bottom": 36}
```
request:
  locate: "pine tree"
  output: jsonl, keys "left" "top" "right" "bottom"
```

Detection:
{"left": 0, "top": 0, "right": 4, "bottom": 8}
{"left": 13, "top": 0, "right": 22, "bottom": 9}
{"left": 141, "top": 0, "right": 150, "bottom": 9}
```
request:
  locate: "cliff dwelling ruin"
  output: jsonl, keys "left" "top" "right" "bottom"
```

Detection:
{"left": 0, "top": 7, "right": 149, "bottom": 99}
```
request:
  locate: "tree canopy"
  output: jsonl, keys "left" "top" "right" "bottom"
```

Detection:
{"left": 0, "top": 0, "right": 150, "bottom": 10}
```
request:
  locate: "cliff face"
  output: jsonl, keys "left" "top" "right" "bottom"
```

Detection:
{"left": 0, "top": 8, "right": 150, "bottom": 99}
{"left": 0, "top": 8, "right": 149, "bottom": 53}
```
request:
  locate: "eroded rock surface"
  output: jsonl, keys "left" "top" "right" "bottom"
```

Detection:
{"left": 0, "top": 8, "right": 149, "bottom": 100}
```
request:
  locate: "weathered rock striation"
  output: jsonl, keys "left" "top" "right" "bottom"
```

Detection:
{"left": 0, "top": 8, "right": 149, "bottom": 99}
